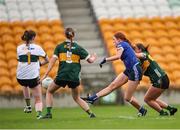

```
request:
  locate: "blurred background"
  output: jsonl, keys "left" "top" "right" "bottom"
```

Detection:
{"left": 0, "top": 0, "right": 180, "bottom": 108}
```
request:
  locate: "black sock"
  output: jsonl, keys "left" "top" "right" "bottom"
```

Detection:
{"left": 86, "top": 109, "right": 93, "bottom": 115}
{"left": 25, "top": 98, "right": 31, "bottom": 106}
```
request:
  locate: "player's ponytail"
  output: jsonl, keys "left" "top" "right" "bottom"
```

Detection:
{"left": 114, "top": 32, "right": 133, "bottom": 47}
{"left": 21, "top": 30, "right": 36, "bottom": 45}
{"left": 136, "top": 43, "right": 149, "bottom": 52}
{"left": 65, "top": 27, "right": 75, "bottom": 51}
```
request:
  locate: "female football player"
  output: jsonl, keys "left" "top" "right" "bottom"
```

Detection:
{"left": 41, "top": 27, "right": 97, "bottom": 119}
{"left": 16, "top": 30, "right": 49, "bottom": 119}
{"left": 83, "top": 32, "right": 147, "bottom": 116}
{"left": 134, "top": 43, "right": 177, "bottom": 116}
{"left": 83, "top": 42, "right": 177, "bottom": 116}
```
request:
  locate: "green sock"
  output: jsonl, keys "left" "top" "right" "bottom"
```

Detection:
{"left": 25, "top": 98, "right": 31, "bottom": 106}
{"left": 47, "top": 107, "right": 52, "bottom": 114}
{"left": 37, "top": 111, "right": 42, "bottom": 116}
{"left": 159, "top": 109, "right": 165, "bottom": 114}
{"left": 166, "top": 105, "right": 172, "bottom": 111}
{"left": 86, "top": 109, "right": 93, "bottom": 115}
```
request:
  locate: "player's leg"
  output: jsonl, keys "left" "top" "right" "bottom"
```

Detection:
{"left": 156, "top": 99, "right": 177, "bottom": 115}
{"left": 154, "top": 75, "right": 177, "bottom": 115}
{"left": 124, "top": 81, "right": 140, "bottom": 109}
{"left": 155, "top": 99, "right": 168, "bottom": 109}
{"left": 71, "top": 86, "right": 95, "bottom": 118}
{"left": 82, "top": 73, "right": 128, "bottom": 104}
{"left": 97, "top": 73, "right": 128, "bottom": 97}
{"left": 17, "top": 78, "right": 32, "bottom": 113}
{"left": 144, "top": 86, "right": 168, "bottom": 116}
{"left": 31, "top": 84, "right": 43, "bottom": 119}
{"left": 22, "top": 86, "right": 32, "bottom": 113}
{"left": 43, "top": 81, "right": 60, "bottom": 119}
{"left": 124, "top": 64, "right": 147, "bottom": 116}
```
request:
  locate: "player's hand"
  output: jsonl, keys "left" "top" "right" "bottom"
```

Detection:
{"left": 99, "top": 58, "right": 106, "bottom": 68}
{"left": 91, "top": 53, "right": 97, "bottom": 61}
{"left": 87, "top": 53, "right": 97, "bottom": 63}
{"left": 40, "top": 74, "right": 47, "bottom": 84}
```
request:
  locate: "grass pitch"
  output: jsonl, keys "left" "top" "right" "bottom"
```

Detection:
{"left": 0, "top": 105, "right": 179, "bottom": 129}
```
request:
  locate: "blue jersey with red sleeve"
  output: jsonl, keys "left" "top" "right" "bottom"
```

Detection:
{"left": 116, "top": 41, "right": 139, "bottom": 70}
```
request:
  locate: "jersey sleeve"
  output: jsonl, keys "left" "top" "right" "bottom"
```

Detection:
{"left": 53, "top": 45, "right": 59, "bottom": 58}
{"left": 16, "top": 46, "right": 20, "bottom": 60}
{"left": 79, "top": 46, "right": 89, "bottom": 60}
{"left": 37, "top": 46, "right": 46, "bottom": 57}
{"left": 116, "top": 43, "right": 124, "bottom": 51}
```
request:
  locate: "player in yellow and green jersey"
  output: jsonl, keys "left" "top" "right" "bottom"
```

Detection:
{"left": 40, "top": 27, "right": 97, "bottom": 119}
{"left": 134, "top": 43, "right": 177, "bottom": 116}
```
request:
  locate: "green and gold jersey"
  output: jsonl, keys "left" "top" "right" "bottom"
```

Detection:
{"left": 140, "top": 51, "right": 166, "bottom": 83}
{"left": 54, "top": 40, "right": 90, "bottom": 82}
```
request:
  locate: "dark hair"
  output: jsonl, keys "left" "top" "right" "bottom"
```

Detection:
{"left": 21, "top": 30, "right": 36, "bottom": 44}
{"left": 136, "top": 43, "right": 149, "bottom": 52}
{"left": 65, "top": 27, "right": 75, "bottom": 39}
{"left": 65, "top": 27, "right": 75, "bottom": 51}
{"left": 114, "top": 32, "right": 132, "bottom": 47}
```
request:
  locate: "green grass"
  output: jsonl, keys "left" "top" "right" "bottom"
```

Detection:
{"left": 0, "top": 105, "right": 180, "bottom": 129}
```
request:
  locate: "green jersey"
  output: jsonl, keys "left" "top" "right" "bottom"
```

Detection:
{"left": 140, "top": 51, "right": 166, "bottom": 84}
{"left": 54, "top": 40, "right": 89, "bottom": 82}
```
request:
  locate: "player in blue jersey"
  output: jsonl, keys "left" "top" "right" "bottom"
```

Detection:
{"left": 82, "top": 32, "right": 147, "bottom": 116}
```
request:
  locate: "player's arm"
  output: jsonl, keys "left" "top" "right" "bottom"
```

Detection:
{"left": 38, "top": 46, "right": 49, "bottom": 66}
{"left": 79, "top": 45, "right": 97, "bottom": 63}
{"left": 103, "top": 48, "right": 123, "bottom": 62}
{"left": 41, "top": 55, "right": 57, "bottom": 81}
{"left": 40, "top": 55, "right": 49, "bottom": 66}
{"left": 87, "top": 53, "right": 97, "bottom": 63}
{"left": 106, "top": 49, "right": 122, "bottom": 62}
{"left": 135, "top": 52, "right": 146, "bottom": 59}
{"left": 99, "top": 48, "right": 123, "bottom": 68}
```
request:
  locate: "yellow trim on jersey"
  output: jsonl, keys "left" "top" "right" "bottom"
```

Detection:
{"left": 142, "top": 60, "right": 150, "bottom": 73}
{"left": 148, "top": 55, "right": 154, "bottom": 61}
{"left": 59, "top": 53, "right": 80, "bottom": 63}
{"left": 27, "top": 52, "right": 31, "bottom": 64}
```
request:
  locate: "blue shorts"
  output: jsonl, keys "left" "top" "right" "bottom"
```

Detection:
{"left": 123, "top": 63, "right": 142, "bottom": 81}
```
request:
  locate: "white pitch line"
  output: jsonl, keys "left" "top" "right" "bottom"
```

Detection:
{"left": 118, "top": 115, "right": 137, "bottom": 119}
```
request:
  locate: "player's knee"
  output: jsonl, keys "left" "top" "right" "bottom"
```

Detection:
{"left": 144, "top": 97, "right": 150, "bottom": 103}
{"left": 34, "top": 96, "right": 41, "bottom": 103}
{"left": 124, "top": 96, "right": 131, "bottom": 102}
{"left": 72, "top": 96, "right": 78, "bottom": 102}
{"left": 110, "top": 82, "right": 117, "bottom": 90}
{"left": 47, "top": 88, "right": 54, "bottom": 94}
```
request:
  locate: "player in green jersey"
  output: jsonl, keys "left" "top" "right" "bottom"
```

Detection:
{"left": 134, "top": 43, "right": 178, "bottom": 116}
{"left": 41, "top": 27, "right": 97, "bottom": 119}
{"left": 82, "top": 42, "right": 177, "bottom": 116}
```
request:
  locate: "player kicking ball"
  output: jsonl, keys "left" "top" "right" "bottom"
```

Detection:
{"left": 82, "top": 32, "right": 147, "bottom": 116}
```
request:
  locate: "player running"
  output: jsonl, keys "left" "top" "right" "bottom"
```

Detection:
{"left": 16, "top": 30, "right": 49, "bottom": 119}
{"left": 40, "top": 27, "right": 97, "bottom": 119}
{"left": 82, "top": 32, "right": 147, "bottom": 116}
{"left": 134, "top": 43, "right": 178, "bottom": 116}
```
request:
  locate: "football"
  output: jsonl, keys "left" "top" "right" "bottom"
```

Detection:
{"left": 42, "top": 77, "right": 53, "bottom": 89}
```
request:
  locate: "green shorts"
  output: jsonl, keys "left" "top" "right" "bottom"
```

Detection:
{"left": 152, "top": 75, "right": 169, "bottom": 89}
{"left": 123, "top": 63, "right": 142, "bottom": 81}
